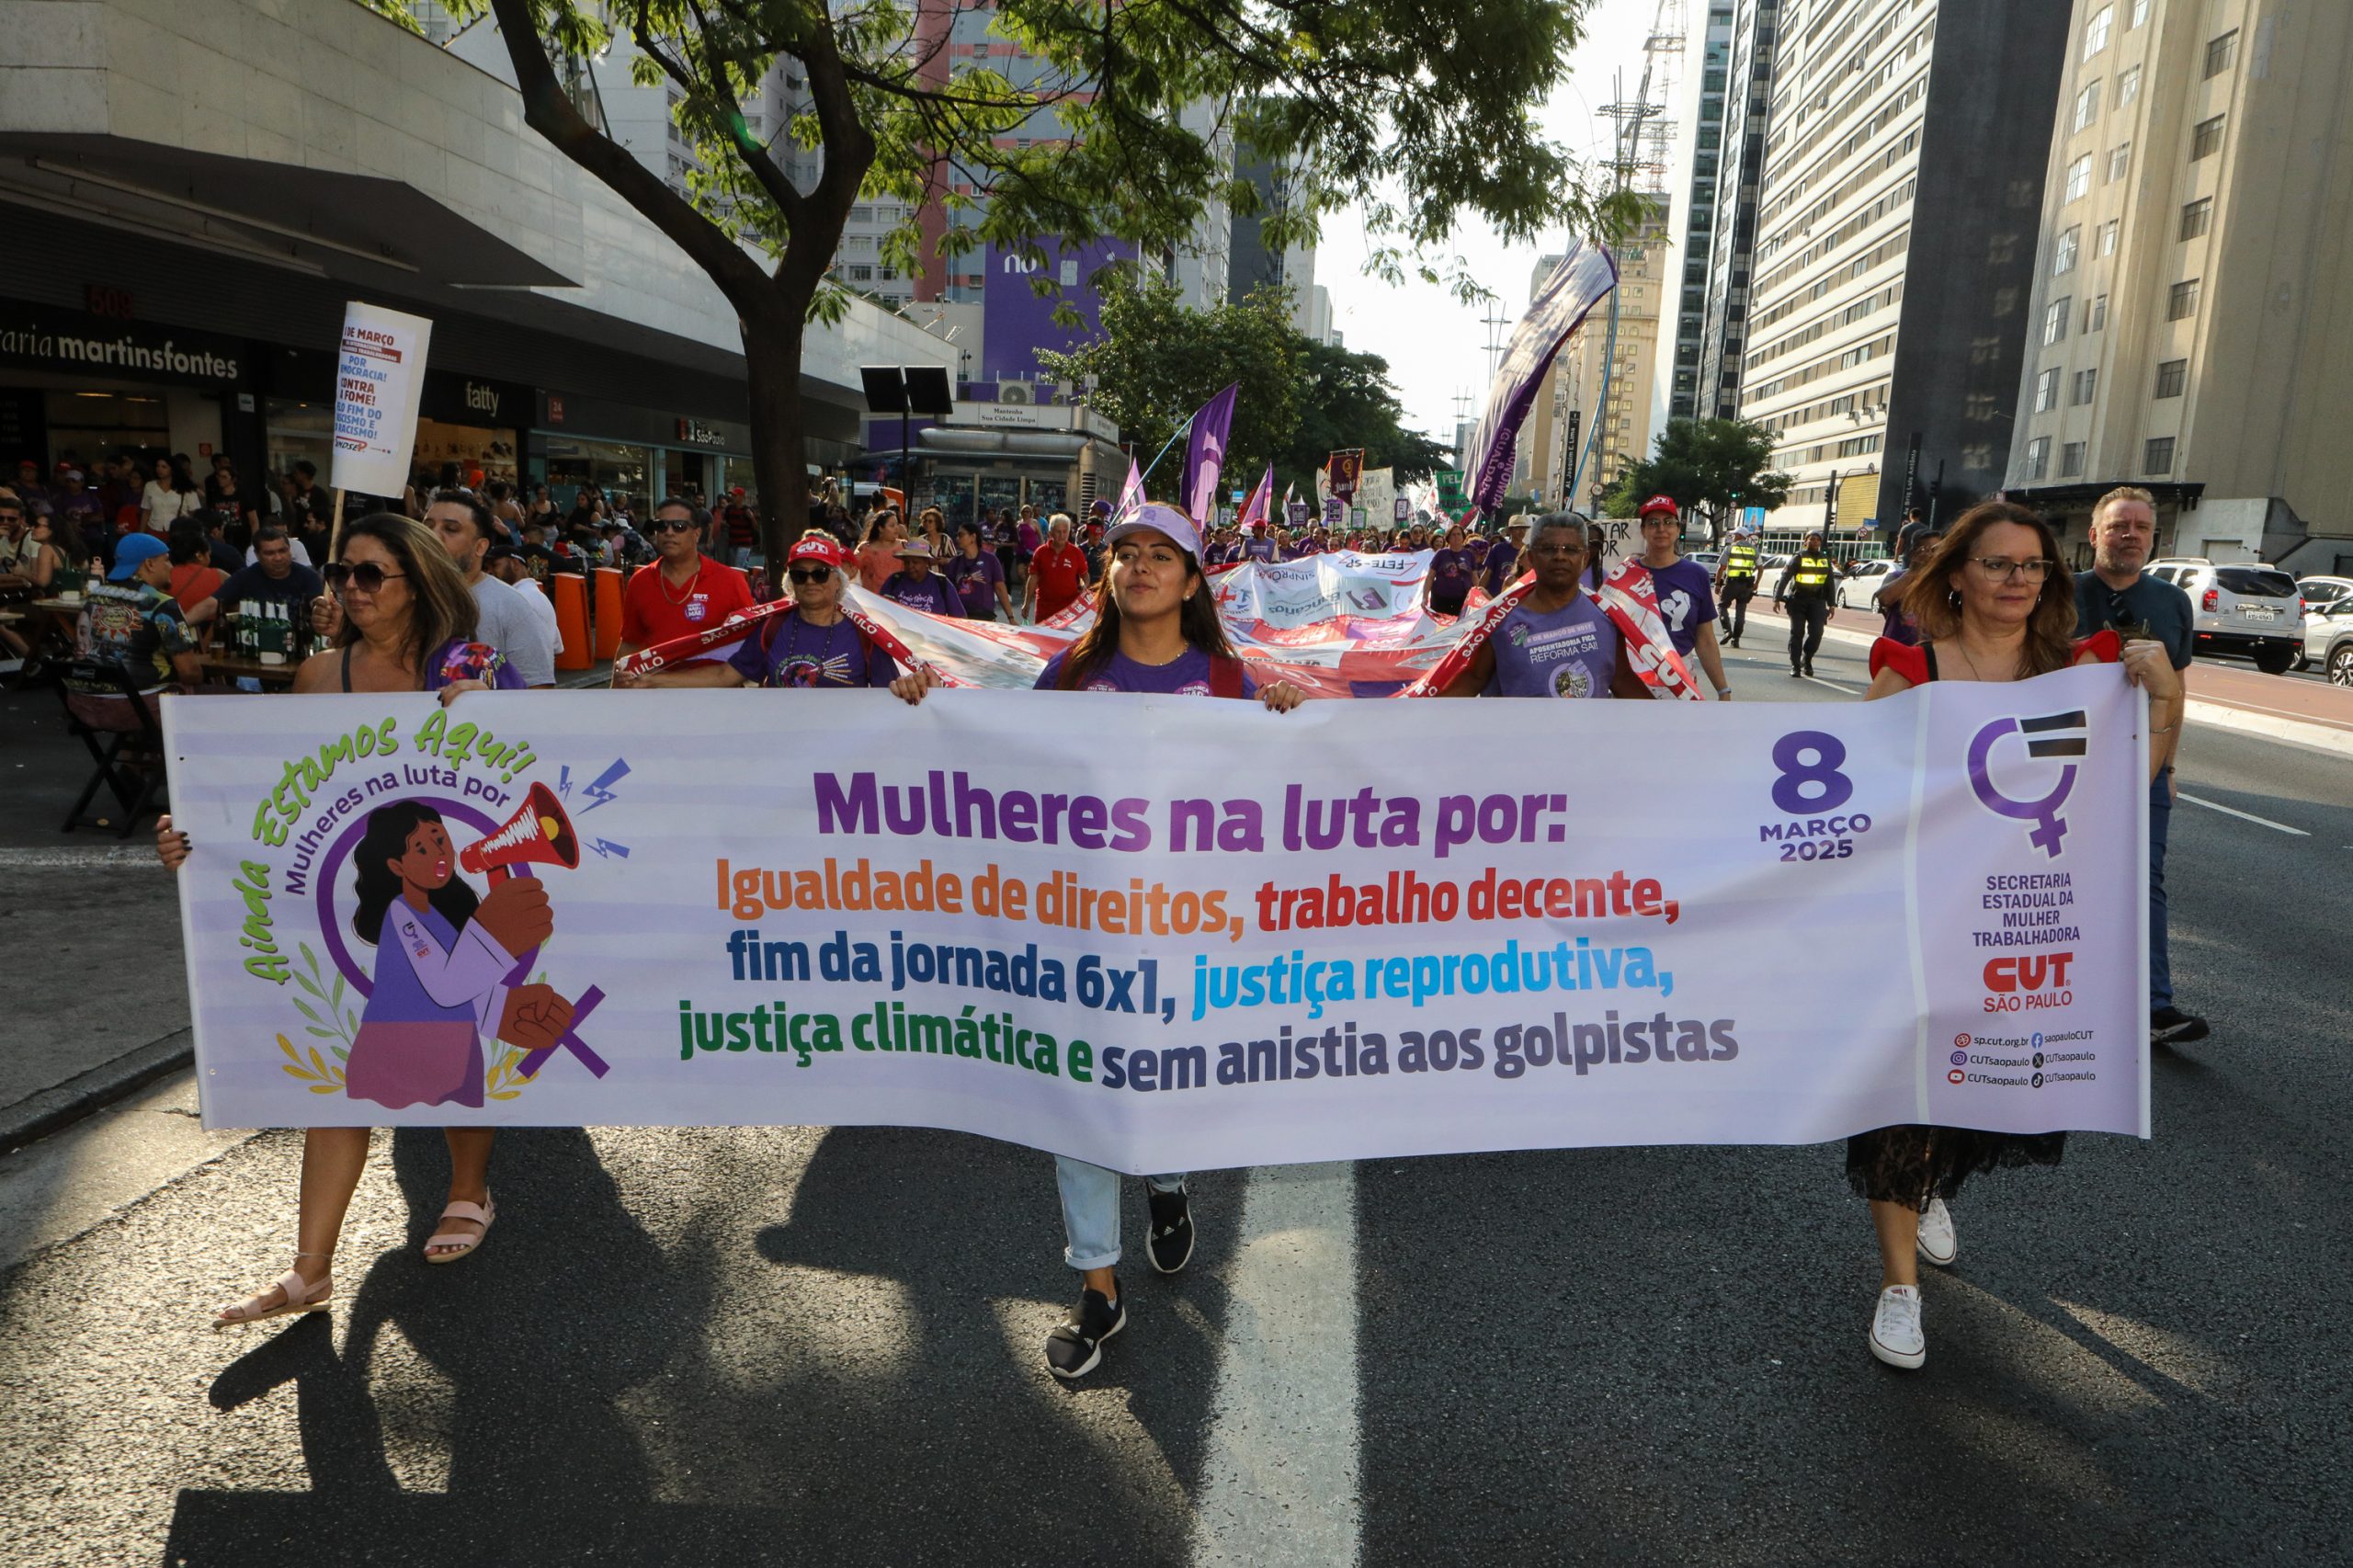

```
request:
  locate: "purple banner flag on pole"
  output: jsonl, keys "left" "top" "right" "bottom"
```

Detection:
{"left": 1181, "top": 381, "right": 1239, "bottom": 528}
{"left": 1238, "top": 464, "right": 1273, "bottom": 529}
{"left": 1461, "top": 242, "right": 1619, "bottom": 519}
{"left": 1115, "top": 459, "right": 1145, "bottom": 521}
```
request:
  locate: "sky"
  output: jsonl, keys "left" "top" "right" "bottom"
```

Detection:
{"left": 1316, "top": 0, "right": 1666, "bottom": 449}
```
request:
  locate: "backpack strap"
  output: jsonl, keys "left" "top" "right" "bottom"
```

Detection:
{"left": 1208, "top": 654, "right": 1246, "bottom": 700}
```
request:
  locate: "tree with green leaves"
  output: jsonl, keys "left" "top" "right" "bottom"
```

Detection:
{"left": 1280, "top": 337, "right": 1452, "bottom": 499}
{"left": 467, "top": 0, "right": 1636, "bottom": 562}
{"left": 1034, "top": 277, "right": 1302, "bottom": 487}
{"left": 1600, "top": 417, "right": 1792, "bottom": 540}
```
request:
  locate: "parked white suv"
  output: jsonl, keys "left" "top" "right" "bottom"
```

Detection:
{"left": 2145, "top": 559, "right": 2305, "bottom": 674}
{"left": 2292, "top": 576, "right": 2353, "bottom": 669}
{"left": 1836, "top": 558, "right": 1900, "bottom": 610}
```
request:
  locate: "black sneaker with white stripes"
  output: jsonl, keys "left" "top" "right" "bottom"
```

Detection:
{"left": 1146, "top": 1185, "right": 1195, "bottom": 1275}
{"left": 2151, "top": 1006, "right": 2210, "bottom": 1045}
{"left": 1044, "top": 1285, "right": 1124, "bottom": 1380}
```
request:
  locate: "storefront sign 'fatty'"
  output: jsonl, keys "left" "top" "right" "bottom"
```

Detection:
{"left": 332, "top": 301, "right": 434, "bottom": 498}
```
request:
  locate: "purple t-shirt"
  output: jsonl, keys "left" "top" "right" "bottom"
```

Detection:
{"left": 1484, "top": 595, "right": 1620, "bottom": 699}
{"left": 1017, "top": 521, "right": 1042, "bottom": 554}
{"left": 881, "top": 570, "right": 964, "bottom": 618}
{"left": 1242, "top": 535, "right": 1281, "bottom": 562}
{"left": 1034, "top": 645, "right": 1256, "bottom": 699}
{"left": 727, "top": 610, "right": 896, "bottom": 688}
{"left": 1642, "top": 558, "right": 1718, "bottom": 656}
{"left": 1483, "top": 540, "right": 1522, "bottom": 594}
{"left": 1428, "top": 548, "right": 1472, "bottom": 607}
{"left": 946, "top": 550, "right": 1005, "bottom": 618}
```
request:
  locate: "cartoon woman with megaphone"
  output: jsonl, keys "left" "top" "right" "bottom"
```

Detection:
{"left": 345, "top": 799, "right": 576, "bottom": 1111}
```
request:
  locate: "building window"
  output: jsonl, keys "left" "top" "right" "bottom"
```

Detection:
{"left": 2035, "top": 368, "right": 2061, "bottom": 412}
{"left": 2144, "top": 437, "right": 2176, "bottom": 474}
{"left": 2089, "top": 293, "right": 2109, "bottom": 332}
{"left": 2098, "top": 219, "right": 2120, "bottom": 256}
{"left": 2043, "top": 297, "right": 2072, "bottom": 346}
{"left": 848, "top": 265, "right": 873, "bottom": 281}
{"left": 2063, "top": 154, "right": 2093, "bottom": 202}
{"left": 2204, "top": 30, "right": 2239, "bottom": 78}
{"left": 2108, "top": 142, "right": 2131, "bottom": 183}
{"left": 2061, "top": 441, "right": 2087, "bottom": 477}
{"left": 2119, "top": 65, "right": 2141, "bottom": 108}
{"left": 2084, "top": 5, "right": 2113, "bottom": 60}
{"left": 2026, "top": 437, "right": 2052, "bottom": 480}
{"left": 2053, "top": 226, "right": 2081, "bottom": 275}
{"left": 2131, "top": 0, "right": 2149, "bottom": 26}
{"left": 2167, "top": 278, "right": 2201, "bottom": 320}
{"left": 2072, "top": 81, "right": 2102, "bottom": 132}
{"left": 2073, "top": 368, "right": 2098, "bottom": 404}
{"left": 2180, "top": 197, "right": 2213, "bottom": 240}
{"left": 2154, "top": 358, "right": 2188, "bottom": 397}
{"left": 2192, "top": 115, "right": 2225, "bottom": 160}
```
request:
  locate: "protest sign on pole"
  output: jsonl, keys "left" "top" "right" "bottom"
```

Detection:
{"left": 166, "top": 668, "right": 2150, "bottom": 1172}
{"left": 330, "top": 302, "right": 433, "bottom": 528}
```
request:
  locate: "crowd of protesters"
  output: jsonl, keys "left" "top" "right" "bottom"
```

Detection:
{"left": 100, "top": 476, "right": 2196, "bottom": 1384}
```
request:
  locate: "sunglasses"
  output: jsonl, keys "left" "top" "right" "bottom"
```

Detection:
{"left": 789, "top": 565, "right": 835, "bottom": 585}
{"left": 324, "top": 562, "right": 407, "bottom": 594}
{"left": 649, "top": 518, "right": 697, "bottom": 535}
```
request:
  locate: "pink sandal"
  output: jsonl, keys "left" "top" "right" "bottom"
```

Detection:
{"left": 424, "top": 1194, "right": 495, "bottom": 1264}
{"left": 213, "top": 1256, "right": 332, "bottom": 1330}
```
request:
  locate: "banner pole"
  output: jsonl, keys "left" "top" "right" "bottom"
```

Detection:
{"left": 328, "top": 487, "right": 347, "bottom": 562}
{"left": 1133, "top": 413, "right": 1197, "bottom": 497}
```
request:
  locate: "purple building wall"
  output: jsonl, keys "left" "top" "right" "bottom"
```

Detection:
{"left": 980, "top": 237, "right": 1131, "bottom": 382}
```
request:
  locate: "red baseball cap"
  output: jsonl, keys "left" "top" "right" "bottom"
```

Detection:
{"left": 1638, "top": 494, "right": 1680, "bottom": 519}
{"left": 788, "top": 534, "right": 846, "bottom": 568}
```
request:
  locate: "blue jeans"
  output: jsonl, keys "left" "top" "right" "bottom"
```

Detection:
{"left": 1055, "top": 1154, "right": 1185, "bottom": 1272}
{"left": 2150, "top": 767, "right": 2174, "bottom": 1010}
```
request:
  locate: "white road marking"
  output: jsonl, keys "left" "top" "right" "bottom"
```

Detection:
{"left": 1800, "top": 673, "right": 1860, "bottom": 693}
{"left": 1190, "top": 1162, "right": 1359, "bottom": 1568}
{"left": 2176, "top": 792, "right": 2310, "bottom": 836}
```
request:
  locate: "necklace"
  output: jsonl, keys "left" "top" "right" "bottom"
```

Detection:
{"left": 1951, "top": 636, "right": 2018, "bottom": 682}
{"left": 657, "top": 561, "right": 700, "bottom": 605}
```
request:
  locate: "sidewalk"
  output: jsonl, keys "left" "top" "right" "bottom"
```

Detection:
{"left": 1743, "top": 602, "right": 2353, "bottom": 756}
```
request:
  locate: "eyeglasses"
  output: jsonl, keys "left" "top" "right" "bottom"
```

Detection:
{"left": 324, "top": 562, "right": 408, "bottom": 595}
{"left": 789, "top": 565, "right": 834, "bottom": 585}
{"left": 649, "top": 518, "right": 696, "bottom": 535}
{"left": 1969, "top": 557, "right": 2057, "bottom": 582}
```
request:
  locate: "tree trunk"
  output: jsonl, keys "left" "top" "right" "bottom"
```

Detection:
{"left": 741, "top": 302, "right": 809, "bottom": 574}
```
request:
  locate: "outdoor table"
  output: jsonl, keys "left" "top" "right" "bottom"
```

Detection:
{"left": 199, "top": 655, "right": 301, "bottom": 688}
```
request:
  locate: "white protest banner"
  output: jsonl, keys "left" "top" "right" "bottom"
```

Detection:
{"left": 331, "top": 301, "right": 433, "bottom": 498}
{"left": 165, "top": 667, "right": 2149, "bottom": 1170}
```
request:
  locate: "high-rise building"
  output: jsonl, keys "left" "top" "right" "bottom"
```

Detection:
{"left": 1738, "top": 0, "right": 2069, "bottom": 536}
{"left": 1228, "top": 149, "right": 1335, "bottom": 345}
{"left": 2004, "top": 0, "right": 2353, "bottom": 572}
{"left": 1667, "top": 4, "right": 1735, "bottom": 420}
{"left": 1524, "top": 208, "right": 1672, "bottom": 512}
{"left": 1689, "top": 0, "right": 1783, "bottom": 422}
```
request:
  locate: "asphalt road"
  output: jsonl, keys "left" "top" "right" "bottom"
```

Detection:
{"left": 1, "top": 638, "right": 2347, "bottom": 1566}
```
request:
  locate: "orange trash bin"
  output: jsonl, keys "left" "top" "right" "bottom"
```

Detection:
{"left": 593, "top": 566, "right": 624, "bottom": 661}
{"left": 551, "top": 572, "right": 591, "bottom": 671}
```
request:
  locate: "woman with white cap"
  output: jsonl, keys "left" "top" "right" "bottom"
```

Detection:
{"left": 1030, "top": 501, "right": 1305, "bottom": 1379}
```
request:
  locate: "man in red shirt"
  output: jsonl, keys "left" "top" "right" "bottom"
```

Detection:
{"left": 722, "top": 487, "right": 758, "bottom": 567}
{"left": 1025, "top": 512, "right": 1089, "bottom": 623}
{"left": 616, "top": 497, "right": 754, "bottom": 673}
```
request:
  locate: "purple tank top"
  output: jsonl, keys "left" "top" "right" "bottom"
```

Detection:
{"left": 1485, "top": 595, "right": 1620, "bottom": 699}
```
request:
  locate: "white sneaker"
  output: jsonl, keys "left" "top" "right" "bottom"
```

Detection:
{"left": 1870, "top": 1285, "right": 1926, "bottom": 1369}
{"left": 1916, "top": 1198, "right": 1957, "bottom": 1267}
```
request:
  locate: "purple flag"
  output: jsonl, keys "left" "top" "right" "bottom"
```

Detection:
{"left": 1462, "top": 243, "right": 1619, "bottom": 518}
{"left": 1114, "top": 459, "right": 1145, "bottom": 521}
{"left": 1181, "top": 381, "right": 1239, "bottom": 528}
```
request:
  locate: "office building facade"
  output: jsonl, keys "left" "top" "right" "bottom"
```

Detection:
{"left": 1738, "top": 0, "right": 2067, "bottom": 535}
{"left": 2004, "top": 0, "right": 2353, "bottom": 572}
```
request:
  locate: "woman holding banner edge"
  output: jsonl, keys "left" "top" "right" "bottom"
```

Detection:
{"left": 156, "top": 513, "right": 548, "bottom": 1328}
{"left": 1855, "top": 502, "right": 2182, "bottom": 1369}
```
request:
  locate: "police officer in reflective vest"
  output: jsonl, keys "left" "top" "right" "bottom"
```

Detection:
{"left": 1713, "top": 528, "right": 1761, "bottom": 647}
{"left": 1774, "top": 528, "right": 1836, "bottom": 678}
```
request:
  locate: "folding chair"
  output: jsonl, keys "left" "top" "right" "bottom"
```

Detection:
{"left": 55, "top": 657, "right": 167, "bottom": 836}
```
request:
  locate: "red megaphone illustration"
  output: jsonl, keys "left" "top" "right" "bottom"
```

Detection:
{"left": 460, "top": 781, "right": 580, "bottom": 881}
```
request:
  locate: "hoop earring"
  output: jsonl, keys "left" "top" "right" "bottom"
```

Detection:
{"left": 1948, "top": 589, "right": 1962, "bottom": 609}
